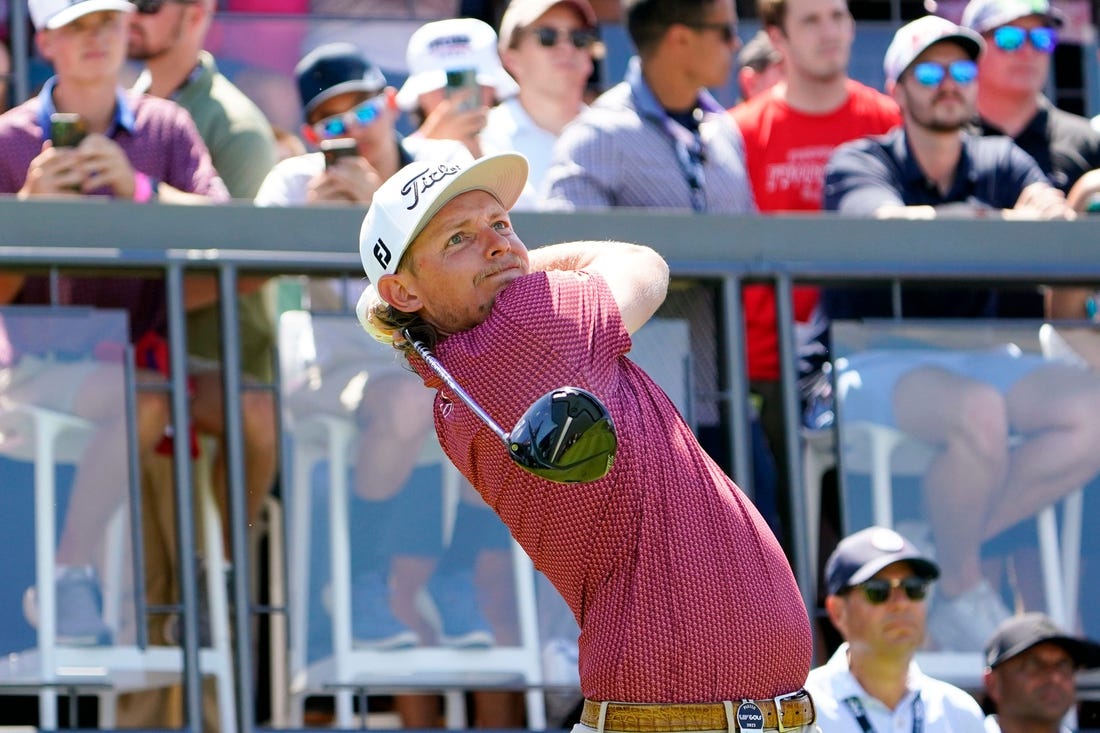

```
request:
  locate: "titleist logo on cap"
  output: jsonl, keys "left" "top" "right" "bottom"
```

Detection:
{"left": 400, "top": 163, "right": 462, "bottom": 210}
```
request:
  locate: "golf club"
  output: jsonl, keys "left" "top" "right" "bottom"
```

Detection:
{"left": 405, "top": 331, "right": 617, "bottom": 483}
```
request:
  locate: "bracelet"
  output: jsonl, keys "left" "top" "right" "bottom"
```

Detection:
{"left": 1086, "top": 293, "right": 1100, "bottom": 323}
{"left": 133, "top": 171, "right": 158, "bottom": 203}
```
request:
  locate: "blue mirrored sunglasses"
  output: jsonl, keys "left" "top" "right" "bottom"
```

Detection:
{"left": 992, "top": 25, "right": 1057, "bottom": 53}
{"left": 911, "top": 60, "right": 978, "bottom": 87}
{"left": 312, "top": 95, "right": 386, "bottom": 140}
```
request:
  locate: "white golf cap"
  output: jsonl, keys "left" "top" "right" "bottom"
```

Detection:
{"left": 29, "top": 0, "right": 135, "bottom": 30}
{"left": 395, "top": 18, "right": 520, "bottom": 111}
{"left": 883, "top": 15, "right": 984, "bottom": 85}
{"left": 359, "top": 152, "right": 529, "bottom": 290}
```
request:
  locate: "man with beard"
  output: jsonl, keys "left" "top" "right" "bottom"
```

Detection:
{"left": 983, "top": 613, "right": 1100, "bottom": 733}
{"left": 807, "top": 526, "right": 986, "bottom": 733}
{"left": 821, "top": 17, "right": 1100, "bottom": 655}
{"left": 729, "top": 0, "right": 900, "bottom": 547}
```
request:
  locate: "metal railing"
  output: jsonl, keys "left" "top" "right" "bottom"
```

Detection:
{"left": 1, "top": 197, "right": 1099, "bottom": 730}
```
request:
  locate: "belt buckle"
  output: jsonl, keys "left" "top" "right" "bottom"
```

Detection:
{"left": 773, "top": 690, "right": 804, "bottom": 733}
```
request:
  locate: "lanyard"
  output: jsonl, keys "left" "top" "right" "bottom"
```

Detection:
{"left": 843, "top": 693, "right": 924, "bottom": 733}
{"left": 665, "top": 116, "right": 707, "bottom": 213}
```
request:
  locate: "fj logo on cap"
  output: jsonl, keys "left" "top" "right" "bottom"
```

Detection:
{"left": 736, "top": 702, "right": 764, "bottom": 730}
{"left": 399, "top": 163, "right": 462, "bottom": 210}
{"left": 373, "top": 238, "right": 391, "bottom": 271}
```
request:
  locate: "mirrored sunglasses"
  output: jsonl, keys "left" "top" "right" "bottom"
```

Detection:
{"left": 851, "top": 576, "right": 930, "bottom": 605}
{"left": 311, "top": 96, "right": 386, "bottom": 140}
{"left": 130, "top": 0, "right": 196, "bottom": 14}
{"left": 529, "top": 26, "right": 600, "bottom": 50}
{"left": 911, "top": 60, "right": 978, "bottom": 87}
{"left": 992, "top": 25, "right": 1057, "bottom": 53}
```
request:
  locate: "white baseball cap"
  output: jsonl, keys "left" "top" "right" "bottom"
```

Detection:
{"left": 498, "top": 0, "right": 598, "bottom": 50}
{"left": 358, "top": 152, "right": 530, "bottom": 291}
{"left": 395, "top": 18, "right": 520, "bottom": 111}
{"left": 960, "top": 0, "right": 1064, "bottom": 35}
{"left": 883, "top": 15, "right": 984, "bottom": 85}
{"left": 29, "top": 0, "right": 135, "bottom": 30}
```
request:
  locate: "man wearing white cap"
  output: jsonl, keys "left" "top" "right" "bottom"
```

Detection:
{"left": 356, "top": 152, "right": 817, "bottom": 732}
{"left": 481, "top": 0, "right": 603, "bottom": 210}
{"left": 961, "top": 0, "right": 1100, "bottom": 195}
{"left": 822, "top": 16, "right": 1100, "bottom": 654}
{"left": 397, "top": 17, "right": 519, "bottom": 159}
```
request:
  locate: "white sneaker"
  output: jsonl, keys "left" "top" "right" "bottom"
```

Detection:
{"left": 927, "top": 579, "right": 1010, "bottom": 651}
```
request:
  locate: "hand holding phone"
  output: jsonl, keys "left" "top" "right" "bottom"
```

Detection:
{"left": 320, "top": 138, "right": 360, "bottom": 169}
{"left": 445, "top": 68, "right": 480, "bottom": 113}
{"left": 49, "top": 112, "right": 88, "bottom": 148}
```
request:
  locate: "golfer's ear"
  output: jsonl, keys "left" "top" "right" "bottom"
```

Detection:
{"left": 376, "top": 274, "right": 421, "bottom": 314}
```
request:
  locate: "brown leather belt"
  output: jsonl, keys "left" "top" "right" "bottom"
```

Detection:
{"left": 580, "top": 689, "right": 815, "bottom": 732}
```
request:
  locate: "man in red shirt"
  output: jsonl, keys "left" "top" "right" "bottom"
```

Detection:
{"left": 729, "top": 0, "right": 899, "bottom": 539}
{"left": 356, "top": 152, "right": 816, "bottom": 725}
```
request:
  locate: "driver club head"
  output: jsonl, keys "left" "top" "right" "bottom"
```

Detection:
{"left": 506, "top": 387, "right": 617, "bottom": 483}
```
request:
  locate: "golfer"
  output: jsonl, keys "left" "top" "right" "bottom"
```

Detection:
{"left": 357, "top": 153, "right": 814, "bottom": 730}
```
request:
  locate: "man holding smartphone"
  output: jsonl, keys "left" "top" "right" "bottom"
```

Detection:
{"left": 0, "top": 0, "right": 226, "bottom": 651}
{"left": 255, "top": 42, "right": 469, "bottom": 206}
{"left": 396, "top": 18, "right": 519, "bottom": 158}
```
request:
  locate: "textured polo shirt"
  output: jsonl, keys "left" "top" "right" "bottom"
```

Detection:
{"left": 411, "top": 270, "right": 812, "bottom": 702}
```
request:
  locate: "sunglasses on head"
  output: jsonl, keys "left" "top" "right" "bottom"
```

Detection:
{"left": 991, "top": 25, "right": 1057, "bottom": 53}
{"left": 311, "top": 95, "right": 386, "bottom": 140}
{"left": 850, "top": 576, "right": 930, "bottom": 605}
{"left": 130, "top": 0, "right": 196, "bottom": 14}
{"left": 910, "top": 59, "right": 978, "bottom": 87}
{"left": 529, "top": 26, "right": 599, "bottom": 50}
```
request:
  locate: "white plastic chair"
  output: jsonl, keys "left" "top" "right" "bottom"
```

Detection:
{"left": 279, "top": 310, "right": 546, "bottom": 729}
{"left": 0, "top": 308, "right": 236, "bottom": 732}
{"left": 821, "top": 328, "right": 1089, "bottom": 686}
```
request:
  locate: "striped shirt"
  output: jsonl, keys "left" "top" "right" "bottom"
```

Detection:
{"left": 542, "top": 56, "right": 757, "bottom": 213}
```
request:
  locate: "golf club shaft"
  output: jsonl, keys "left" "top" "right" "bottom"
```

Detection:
{"left": 406, "top": 332, "right": 510, "bottom": 444}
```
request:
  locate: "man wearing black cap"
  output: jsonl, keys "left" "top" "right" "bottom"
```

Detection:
{"left": 255, "top": 42, "right": 469, "bottom": 206}
{"left": 983, "top": 613, "right": 1100, "bottom": 733}
{"left": 807, "top": 526, "right": 986, "bottom": 733}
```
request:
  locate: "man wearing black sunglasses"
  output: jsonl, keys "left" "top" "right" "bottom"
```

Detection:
{"left": 961, "top": 0, "right": 1100, "bottom": 197}
{"left": 807, "top": 526, "right": 986, "bottom": 733}
{"left": 482, "top": 0, "right": 603, "bottom": 210}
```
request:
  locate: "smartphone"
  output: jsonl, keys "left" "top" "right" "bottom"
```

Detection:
{"left": 445, "top": 68, "right": 480, "bottom": 113}
{"left": 320, "top": 138, "right": 360, "bottom": 169}
{"left": 49, "top": 112, "right": 88, "bottom": 148}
